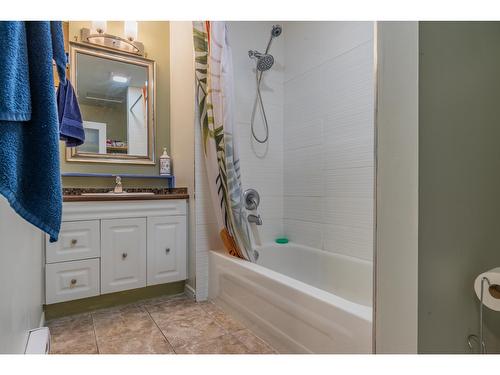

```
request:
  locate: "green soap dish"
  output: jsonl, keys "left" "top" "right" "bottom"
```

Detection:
{"left": 275, "top": 238, "right": 289, "bottom": 244}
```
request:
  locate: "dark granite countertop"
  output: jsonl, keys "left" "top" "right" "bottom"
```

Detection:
{"left": 62, "top": 187, "right": 189, "bottom": 202}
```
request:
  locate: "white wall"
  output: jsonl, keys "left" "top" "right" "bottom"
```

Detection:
{"left": 0, "top": 198, "right": 44, "bottom": 353}
{"left": 169, "top": 21, "right": 196, "bottom": 291}
{"left": 127, "top": 86, "right": 148, "bottom": 156}
{"left": 195, "top": 113, "right": 222, "bottom": 300}
{"left": 375, "top": 21, "right": 419, "bottom": 354}
{"left": 283, "top": 22, "right": 375, "bottom": 262}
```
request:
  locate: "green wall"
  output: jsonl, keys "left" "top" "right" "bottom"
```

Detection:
{"left": 61, "top": 21, "right": 171, "bottom": 188}
{"left": 419, "top": 21, "right": 500, "bottom": 353}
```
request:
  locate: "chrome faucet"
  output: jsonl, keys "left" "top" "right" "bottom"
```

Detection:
{"left": 247, "top": 214, "right": 262, "bottom": 225}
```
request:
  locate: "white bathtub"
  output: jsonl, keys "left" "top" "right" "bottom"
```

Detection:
{"left": 208, "top": 242, "right": 373, "bottom": 353}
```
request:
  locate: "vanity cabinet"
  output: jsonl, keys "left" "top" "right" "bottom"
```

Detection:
{"left": 101, "top": 218, "right": 147, "bottom": 294}
{"left": 147, "top": 215, "right": 187, "bottom": 286}
{"left": 44, "top": 200, "right": 187, "bottom": 304}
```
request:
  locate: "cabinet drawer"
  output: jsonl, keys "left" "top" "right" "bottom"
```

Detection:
{"left": 46, "top": 220, "right": 100, "bottom": 263}
{"left": 101, "top": 218, "right": 147, "bottom": 294}
{"left": 147, "top": 215, "right": 187, "bottom": 286}
{"left": 45, "top": 259, "right": 100, "bottom": 304}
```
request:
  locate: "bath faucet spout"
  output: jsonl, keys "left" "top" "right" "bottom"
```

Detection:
{"left": 248, "top": 214, "right": 262, "bottom": 225}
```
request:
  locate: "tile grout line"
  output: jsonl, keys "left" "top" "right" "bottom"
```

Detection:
{"left": 142, "top": 303, "right": 178, "bottom": 354}
{"left": 90, "top": 312, "right": 100, "bottom": 354}
{"left": 199, "top": 302, "right": 259, "bottom": 353}
{"left": 200, "top": 302, "right": 277, "bottom": 354}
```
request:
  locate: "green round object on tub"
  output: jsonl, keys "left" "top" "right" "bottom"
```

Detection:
{"left": 275, "top": 238, "right": 289, "bottom": 244}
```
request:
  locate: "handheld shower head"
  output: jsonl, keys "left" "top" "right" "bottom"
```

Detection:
{"left": 271, "top": 25, "right": 282, "bottom": 38}
{"left": 249, "top": 23, "right": 283, "bottom": 144}
{"left": 248, "top": 50, "right": 275, "bottom": 71}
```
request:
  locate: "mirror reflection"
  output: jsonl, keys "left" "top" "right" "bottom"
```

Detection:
{"left": 75, "top": 52, "right": 149, "bottom": 157}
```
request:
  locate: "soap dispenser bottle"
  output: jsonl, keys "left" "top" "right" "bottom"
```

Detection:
{"left": 159, "top": 147, "right": 171, "bottom": 176}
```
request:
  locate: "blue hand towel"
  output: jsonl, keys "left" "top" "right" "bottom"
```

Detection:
{"left": 0, "top": 21, "right": 66, "bottom": 242}
{"left": 57, "top": 79, "right": 85, "bottom": 147}
{"left": 0, "top": 22, "right": 31, "bottom": 122}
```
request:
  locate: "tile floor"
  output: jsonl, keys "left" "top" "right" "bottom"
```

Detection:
{"left": 46, "top": 294, "right": 277, "bottom": 354}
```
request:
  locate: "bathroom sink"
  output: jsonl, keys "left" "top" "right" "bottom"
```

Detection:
{"left": 81, "top": 191, "right": 155, "bottom": 197}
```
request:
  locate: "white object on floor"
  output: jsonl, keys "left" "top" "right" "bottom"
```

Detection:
{"left": 25, "top": 327, "right": 50, "bottom": 354}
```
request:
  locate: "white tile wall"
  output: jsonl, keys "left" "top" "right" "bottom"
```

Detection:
{"left": 195, "top": 22, "right": 375, "bottom": 300}
{"left": 283, "top": 22, "right": 375, "bottom": 261}
{"left": 229, "top": 21, "right": 285, "bottom": 242}
{"left": 194, "top": 114, "right": 222, "bottom": 300}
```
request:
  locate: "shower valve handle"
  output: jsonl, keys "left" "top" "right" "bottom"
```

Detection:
{"left": 243, "top": 189, "right": 260, "bottom": 210}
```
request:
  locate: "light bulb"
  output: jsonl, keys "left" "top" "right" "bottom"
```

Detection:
{"left": 124, "top": 21, "right": 138, "bottom": 41}
{"left": 91, "top": 21, "right": 107, "bottom": 34}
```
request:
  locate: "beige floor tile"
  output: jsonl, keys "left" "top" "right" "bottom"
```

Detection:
{"left": 232, "top": 329, "right": 277, "bottom": 354}
{"left": 47, "top": 295, "right": 277, "bottom": 355}
{"left": 145, "top": 298, "right": 207, "bottom": 325}
{"left": 97, "top": 330, "right": 175, "bottom": 354}
{"left": 156, "top": 312, "right": 227, "bottom": 348}
{"left": 140, "top": 293, "right": 189, "bottom": 307}
{"left": 175, "top": 333, "right": 251, "bottom": 354}
{"left": 92, "top": 303, "right": 172, "bottom": 354}
{"left": 200, "top": 302, "right": 246, "bottom": 332}
{"left": 92, "top": 304, "right": 155, "bottom": 339}
{"left": 47, "top": 313, "right": 97, "bottom": 354}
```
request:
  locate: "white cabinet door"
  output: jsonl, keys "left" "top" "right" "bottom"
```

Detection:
{"left": 101, "top": 218, "right": 147, "bottom": 294}
{"left": 46, "top": 220, "right": 100, "bottom": 263}
{"left": 147, "top": 215, "right": 187, "bottom": 286}
{"left": 46, "top": 258, "right": 100, "bottom": 304}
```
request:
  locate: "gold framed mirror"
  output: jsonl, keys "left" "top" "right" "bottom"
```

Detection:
{"left": 67, "top": 41, "right": 156, "bottom": 165}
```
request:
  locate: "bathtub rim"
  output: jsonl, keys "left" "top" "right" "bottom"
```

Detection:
{"left": 255, "top": 241, "right": 374, "bottom": 267}
{"left": 210, "top": 248, "right": 372, "bottom": 322}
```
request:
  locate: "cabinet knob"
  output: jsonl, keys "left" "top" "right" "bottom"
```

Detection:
{"left": 71, "top": 239, "right": 78, "bottom": 246}
{"left": 165, "top": 248, "right": 170, "bottom": 254}
{"left": 70, "top": 279, "right": 77, "bottom": 287}
{"left": 122, "top": 252, "right": 128, "bottom": 259}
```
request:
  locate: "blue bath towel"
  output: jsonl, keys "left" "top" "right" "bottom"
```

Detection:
{"left": 58, "top": 79, "right": 84, "bottom": 147}
{"left": 0, "top": 21, "right": 66, "bottom": 242}
{"left": 0, "top": 22, "right": 31, "bottom": 122}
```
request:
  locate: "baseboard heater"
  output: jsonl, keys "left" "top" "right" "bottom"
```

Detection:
{"left": 24, "top": 327, "right": 50, "bottom": 354}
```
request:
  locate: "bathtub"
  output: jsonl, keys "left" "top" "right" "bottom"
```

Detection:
{"left": 208, "top": 242, "right": 373, "bottom": 353}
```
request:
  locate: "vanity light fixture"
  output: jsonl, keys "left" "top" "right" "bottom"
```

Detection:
{"left": 80, "top": 22, "right": 144, "bottom": 56}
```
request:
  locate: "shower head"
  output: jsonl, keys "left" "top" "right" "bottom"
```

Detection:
{"left": 271, "top": 24, "right": 282, "bottom": 38}
{"left": 257, "top": 54, "right": 274, "bottom": 71}
{"left": 248, "top": 50, "right": 275, "bottom": 71}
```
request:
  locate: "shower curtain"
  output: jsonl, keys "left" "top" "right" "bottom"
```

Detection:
{"left": 193, "top": 21, "right": 254, "bottom": 261}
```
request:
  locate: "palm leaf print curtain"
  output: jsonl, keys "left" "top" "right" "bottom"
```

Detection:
{"left": 193, "top": 21, "right": 254, "bottom": 261}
